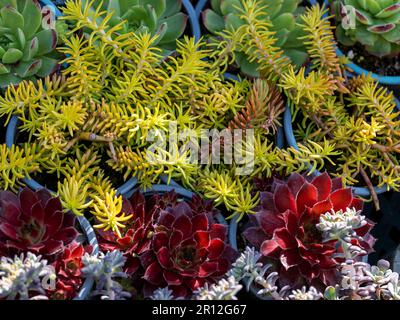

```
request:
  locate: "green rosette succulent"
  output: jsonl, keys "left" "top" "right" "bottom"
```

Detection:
{"left": 333, "top": 0, "right": 400, "bottom": 57}
{"left": 202, "top": 0, "right": 309, "bottom": 76}
{"left": 0, "top": 0, "right": 59, "bottom": 88}
{"left": 83, "top": 0, "right": 188, "bottom": 50}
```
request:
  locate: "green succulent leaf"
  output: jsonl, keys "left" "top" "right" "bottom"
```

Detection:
{"left": 2, "top": 47, "right": 23, "bottom": 64}
{"left": 21, "top": 0, "right": 42, "bottom": 39}
{"left": 158, "top": 12, "right": 187, "bottom": 45}
{"left": 225, "top": 13, "right": 243, "bottom": 31}
{"left": 161, "top": 0, "right": 181, "bottom": 18}
{"left": 143, "top": 4, "right": 158, "bottom": 33}
{"left": 35, "top": 56, "right": 58, "bottom": 78}
{"left": 355, "top": 9, "right": 374, "bottom": 25}
{"left": 367, "top": 23, "right": 396, "bottom": 33}
{"left": 376, "top": 3, "right": 400, "bottom": 18}
{"left": 35, "top": 29, "right": 58, "bottom": 56}
{"left": 203, "top": 9, "right": 225, "bottom": 33}
{"left": 0, "top": 72, "right": 21, "bottom": 87}
{"left": 22, "top": 37, "right": 39, "bottom": 61}
{"left": 15, "top": 28, "right": 25, "bottom": 50}
{"left": 14, "top": 58, "right": 42, "bottom": 77}
{"left": 380, "top": 25, "right": 400, "bottom": 42}
{"left": 220, "top": 0, "right": 241, "bottom": 16}
{"left": 144, "top": 0, "right": 166, "bottom": 18}
{"left": 285, "top": 48, "right": 308, "bottom": 67}
{"left": 1, "top": 5, "right": 24, "bottom": 31}
{"left": 365, "top": 36, "right": 392, "bottom": 56}
{"left": 0, "top": 63, "right": 10, "bottom": 74}
{"left": 211, "top": 0, "right": 222, "bottom": 14}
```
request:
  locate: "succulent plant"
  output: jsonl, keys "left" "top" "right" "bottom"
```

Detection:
{"left": 325, "top": 259, "right": 400, "bottom": 300}
{"left": 141, "top": 199, "right": 237, "bottom": 298}
{"left": 288, "top": 286, "right": 323, "bottom": 300}
{"left": 203, "top": 0, "right": 308, "bottom": 76}
{"left": 0, "top": 0, "right": 59, "bottom": 88}
{"left": 0, "top": 187, "right": 79, "bottom": 258}
{"left": 0, "top": 252, "right": 51, "bottom": 300}
{"left": 243, "top": 172, "right": 374, "bottom": 287}
{"left": 81, "top": 0, "right": 188, "bottom": 50}
{"left": 194, "top": 276, "right": 242, "bottom": 300}
{"left": 97, "top": 191, "right": 172, "bottom": 275}
{"left": 47, "top": 242, "right": 90, "bottom": 300}
{"left": 332, "top": 0, "right": 400, "bottom": 57}
{"left": 81, "top": 250, "right": 131, "bottom": 300}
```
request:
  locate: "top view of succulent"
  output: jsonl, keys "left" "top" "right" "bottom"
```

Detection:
{"left": 203, "top": 0, "right": 309, "bottom": 76}
{"left": 332, "top": 0, "right": 400, "bottom": 57}
{"left": 0, "top": 0, "right": 59, "bottom": 88}
{"left": 81, "top": 0, "right": 188, "bottom": 50}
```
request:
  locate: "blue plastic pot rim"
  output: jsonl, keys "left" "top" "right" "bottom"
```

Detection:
{"left": 284, "top": 97, "right": 400, "bottom": 197}
{"left": 318, "top": 0, "right": 400, "bottom": 85}
{"left": 128, "top": 183, "right": 228, "bottom": 226}
{"left": 182, "top": 0, "right": 201, "bottom": 43}
{"left": 74, "top": 215, "right": 99, "bottom": 300}
{"left": 6, "top": 114, "right": 137, "bottom": 195}
{"left": 6, "top": 114, "right": 101, "bottom": 300}
{"left": 40, "top": 0, "right": 62, "bottom": 17}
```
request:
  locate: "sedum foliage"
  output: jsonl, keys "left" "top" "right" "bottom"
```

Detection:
{"left": 203, "top": 0, "right": 309, "bottom": 76}
{"left": 0, "top": 0, "right": 379, "bottom": 227}
{"left": 80, "top": 0, "right": 188, "bottom": 51}
{"left": 284, "top": 67, "right": 400, "bottom": 206}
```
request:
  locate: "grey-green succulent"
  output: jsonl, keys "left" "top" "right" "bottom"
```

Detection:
{"left": 333, "top": 0, "right": 400, "bottom": 57}
{"left": 202, "top": 0, "right": 309, "bottom": 76}
{"left": 0, "top": 0, "right": 59, "bottom": 88}
{"left": 82, "top": 0, "right": 188, "bottom": 50}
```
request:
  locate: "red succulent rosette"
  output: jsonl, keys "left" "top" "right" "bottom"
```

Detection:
{"left": 0, "top": 188, "right": 78, "bottom": 259}
{"left": 48, "top": 241, "right": 92, "bottom": 300}
{"left": 244, "top": 172, "right": 374, "bottom": 287}
{"left": 141, "top": 201, "right": 237, "bottom": 297}
{"left": 96, "top": 191, "right": 175, "bottom": 274}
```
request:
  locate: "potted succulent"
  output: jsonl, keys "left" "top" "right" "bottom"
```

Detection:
{"left": 278, "top": 4, "right": 400, "bottom": 208}
{"left": 200, "top": 0, "right": 314, "bottom": 77}
{"left": 0, "top": 0, "right": 61, "bottom": 89}
{"left": 91, "top": 185, "right": 237, "bottom": 299}
{"left": 78, "top": 0, "right": 200, "bottom": 54}
{"left": 228, "top": 172, "right": 389, "bottom": 300}
{"left": 324, "top": 0, "right": 400, "bottom": 85}
{"left": 0, "top": 187, "right": 99, "bottom": 300}
{"left": 0, "top": 0, "right": 213, "bottom": 218}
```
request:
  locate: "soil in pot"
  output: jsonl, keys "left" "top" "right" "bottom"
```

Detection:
{"left": 338, "top": 43, "right": 400, "bottom": 78}
{"left": 363, "top": 191, "right": 400, "bottom": 267}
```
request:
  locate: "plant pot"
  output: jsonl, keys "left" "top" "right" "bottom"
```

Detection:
{"left": 5, "top": 115, "right": 138, "bottom": 196}
{"left": 393, "top": 245, "right": 400, "bottom": 274}
{"left": 74, "top": 215, "right": 99, "bottom": 300}
{"left": 126, "top": 182, "right": 227, "bottom": 226}
{"left": 319, "top": 0, "right": 400, "bottom": 86}
{"left": 182, "top": 0, "right": 201, "bottom": 43}
{"left": 40, "top": 0, "right": 62, "bottom": 16}
{"left": 284, "top": 96, "right": 400, "bottom": 198}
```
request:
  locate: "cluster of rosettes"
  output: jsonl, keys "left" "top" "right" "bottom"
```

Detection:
{"left": 97, "top": 191, "right": 237, "bottom": 298}
{"left": 244, "top": 172, "right": 375, "bottom": 288}
{"left": 0, "top": 187, "right": 89, "bottom": 300}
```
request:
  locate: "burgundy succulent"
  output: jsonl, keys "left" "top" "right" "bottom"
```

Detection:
{"left": 243, "top": 172, "right": 374, "bottom": 287}
{"left": 141, "top": 199, "right": 237, "bottom": 297}
{"left": 0, "top": 188, "right": 79, "bottom": 258}
{"left": 97, "top": 191, "right": 173, "bottom": 274}
{"left": 48, "top": 242, "right": 91, "bottom": 300}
